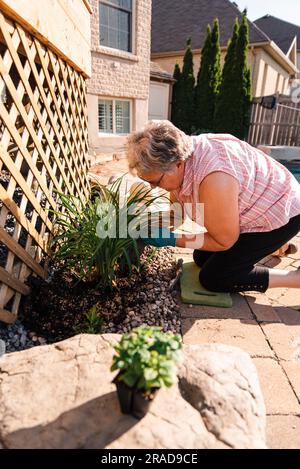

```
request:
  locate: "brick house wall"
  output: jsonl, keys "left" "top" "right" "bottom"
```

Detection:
{"left": 87, "top": 0, "right": 151, "bottom": 162}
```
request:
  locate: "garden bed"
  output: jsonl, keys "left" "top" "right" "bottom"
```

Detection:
{"left": 16, "top": 247, "right": 181, "bottom": 346}
{"left": 0, "top": 173, "right": 182, "bottom": 353}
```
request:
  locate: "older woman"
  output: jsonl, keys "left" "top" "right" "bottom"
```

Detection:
{"left": 126, "top": 120, "right": 300, "bottom": 293}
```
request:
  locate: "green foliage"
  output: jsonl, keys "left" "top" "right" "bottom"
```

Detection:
{"left": 242, "top": 54, "right": 252, "bottom": 140}
{"left": 171, "top": 16, "right": 252, "bottom": 139}
{"left": 234, "top": 13, "right": 252, "bottom": 139}
{"left": 111, "top": 326, "right": 183, "bottom": 394}
{"left": 194, "top": 19, "right": 221, "bottom": 131}
{"left": 144, "top": 246, "right": 158, "bottom": 265}
{"left": 171, "top": 38, "right": 195, "bottom": 133}
{"left": 171, "top": 63, "right": 183, "bottom": 129}
{"left": 210, "top": 19, "right": 222, "bottom": 112}
{"left": 194, "top": 25, "right": 212, "bottom": 130}
{"left": 51, "top": 176, "right": 161, "bottom": 290}
{"left": 181, "top": 38, "right": 195, "bottom": 134}
{"left": 80, "top": 305, "right": 103, "bottom": 334}
{"left": 214, "top": 14, "right": 252, "bottom": 139}
{"left": 214, "top": 18, "right": 239, "bottom": 133}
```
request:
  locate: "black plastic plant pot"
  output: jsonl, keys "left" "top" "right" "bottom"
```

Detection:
{"left": 114, "top": 374, "right": 158, "bottom": 419}
{"left": 131, "top": 389, "right": 154, "bottom": 420}
{"left": 114, "top": 378, "right": 133, "bottom": 414}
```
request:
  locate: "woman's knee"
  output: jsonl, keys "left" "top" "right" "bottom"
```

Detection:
{"left": 193, "top": 249, "right": 213, "bottom": 268}
{"left": 199, "top": 267, "right": 231, "bottom": 292}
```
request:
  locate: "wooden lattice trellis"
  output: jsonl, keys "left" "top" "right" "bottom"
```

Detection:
{"left": 0, "top": 11, "right": 90, "bottom": 323}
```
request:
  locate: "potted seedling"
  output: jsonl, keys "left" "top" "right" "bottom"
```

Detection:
{"left": 111, "top": 325, "right": 183, "bottom": 419}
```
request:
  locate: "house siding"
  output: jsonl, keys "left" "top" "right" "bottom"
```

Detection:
{"left": 0, "top": 0, "right": 91, "bottom": 76}
{"left": 152, "top": 46, "right": 291, "bottom": 98}
{"left": 87, "top": 0, "right": 151, "bottom": 160}
{"left": 254, "top": 49, "right": 291, "bottom": 96}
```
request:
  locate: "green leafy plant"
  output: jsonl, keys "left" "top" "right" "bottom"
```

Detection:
{"left": 79, "top": 305, "right": 103, "bottom": 334}
{"left": 51, "top": 176, "right": 161, "bottom": 289}
{"left": 144, "top": 246, "right": 158, "bottom": 265}
{"left": 111, "top": 325, "right": 183, "bottom": 395}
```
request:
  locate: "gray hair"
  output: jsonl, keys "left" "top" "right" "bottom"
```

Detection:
{"left": 126, "top": 120, "right": 193, "bottom": 175}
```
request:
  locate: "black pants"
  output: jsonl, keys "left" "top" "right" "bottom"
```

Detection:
{"left": 193, "top": 214, "right": 300, "bottom": 293}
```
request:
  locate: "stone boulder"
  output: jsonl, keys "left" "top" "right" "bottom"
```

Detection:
{"left": 178, "top": 344, "right": 266, "bottom": 448}
{"left": 0, "top": 334, "right": 266, "bottom": 448}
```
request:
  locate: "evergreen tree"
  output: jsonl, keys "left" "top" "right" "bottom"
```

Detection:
{"left": 194, "top": 25, "right": 212, "bottom": 131}
{"left": 194, "top": 19, "right": 221, "bottom": 131}
{"left": 180, "top": 38, "right": 195, "bottom": 133}
{"left": 215, "top": 14, "right": 252, "bottom": 138}
{"left": 171, "top": 63, "right": 183, "bottom": 129}
{"left": 234, "top": 13, "right": 252, "bottom": 139}
{"left": 214, "top": 18, "right": 239, "bottom": 133}
{"left": 237, "top": 20, "right": 252, "bottom": 140}
{"left": 241, "top": 41, "right": 252, "bottom": 140}
{"left": 210, "top": 18, "right": 222, "bottom": 120}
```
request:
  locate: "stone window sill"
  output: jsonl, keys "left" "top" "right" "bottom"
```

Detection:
{"left": 92, "top": 45, "right": 139, "bottom": 62}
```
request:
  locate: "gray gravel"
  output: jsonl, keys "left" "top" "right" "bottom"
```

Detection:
{"left": 0, "top": 247, "right": 182, "bottom": 354}
{"left": 0, "top": 320, "right": 47, "bottom": 354}
{"left": 99, "top": 247, "right": 182, "bottom": 336}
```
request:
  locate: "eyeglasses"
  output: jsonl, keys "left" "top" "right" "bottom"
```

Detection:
{"left": 139, "top": 173, "right": 165, "bottom": 188}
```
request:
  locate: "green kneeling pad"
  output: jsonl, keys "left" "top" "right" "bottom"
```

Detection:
{"left": 180, "top": 261, "right": 232, "bottom": 308}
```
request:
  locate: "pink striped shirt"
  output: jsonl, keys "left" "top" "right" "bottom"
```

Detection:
{"left": 175, "top": 134, "right": 300, "bottom": 233}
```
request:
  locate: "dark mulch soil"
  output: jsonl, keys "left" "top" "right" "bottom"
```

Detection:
{"left": 20, "top": 247, "right": 180, "bottom": 344}
{"left": 21, "top": 267, "right": 145, "bottom": 343}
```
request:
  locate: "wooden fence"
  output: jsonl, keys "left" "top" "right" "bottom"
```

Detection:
{"left": 247, "top": 95, "right": 300, "bottom": 147}
{"left": 0, "top": 11, "right": 90, "bottom": 323}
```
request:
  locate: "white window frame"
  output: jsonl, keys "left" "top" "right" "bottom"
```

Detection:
{"left": 98, "top": 97, "right": 132, "bottom": 135}
{"left": 99, "top": 0, "right": 133, "bottom": 53}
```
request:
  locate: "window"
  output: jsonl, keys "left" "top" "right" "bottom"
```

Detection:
{"left": 98, "top": 99, "right": 130, "bottom": 134}
{"left": 98, "top": 99, "right": 113, "bottom": 133}
{"left": 99, "top": 0, "right": 132, "bottom": 52}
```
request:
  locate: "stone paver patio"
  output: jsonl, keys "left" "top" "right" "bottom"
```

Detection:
{"left": 174, "top": 237, "right": 300, "bottom": 449}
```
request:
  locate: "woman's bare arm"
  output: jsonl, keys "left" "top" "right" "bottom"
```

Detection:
{"left": 175, "top": 171, "right": 240, "bottom": 251}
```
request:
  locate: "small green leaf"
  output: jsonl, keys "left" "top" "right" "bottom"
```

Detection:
{"left": 144, "top": 368, "right": 158, "bottom": 381}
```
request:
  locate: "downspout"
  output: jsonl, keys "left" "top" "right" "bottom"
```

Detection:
{"left": 168, "top": 81, "right": 174, "bottom": 120}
